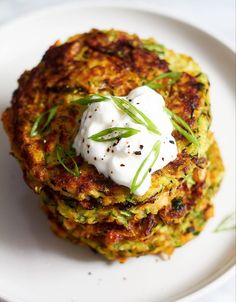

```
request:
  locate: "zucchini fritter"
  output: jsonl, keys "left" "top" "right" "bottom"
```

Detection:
{"left": 2, "top": 29, "right": 224, "bottom": 261}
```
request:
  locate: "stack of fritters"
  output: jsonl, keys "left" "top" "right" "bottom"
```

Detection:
{"left": 2, "top": 29, "right": 224, "bottom": 261}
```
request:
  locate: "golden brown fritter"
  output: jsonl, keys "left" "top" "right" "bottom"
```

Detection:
{"left": 1, "top": 29, "right": 224, "bottom": 261}
{"left": 42, "top": 139, "right": 223, "bottom": 261}
{"left": 2, "top": 29, "right": 211, "bottom": 206}
{"left": 42, "top": 141, "right": 224, "bottom": 261}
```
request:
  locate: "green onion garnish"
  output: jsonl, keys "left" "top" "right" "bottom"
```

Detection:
{"left": 72, "top": 94, "right": 109, "bottom": 105}
{"left": 146, "top": 82, "right": 166, "bottom": 89}
{"left": 214, "top": 213, "right": 236, "bottom": 232}
{"left": 72, "top": 94, "right": 161, "bottom": 135}
{"left": 111, "top": 97, "right": 161, "bottom": 135}
{"left": 164, "top": 107, "right": 199, "bottom": 146}
{"left": 142, "top": 42, "right": 165, "bottom": 54}
{"left": 73, "top": 94, "right": 161, "bottom": 135}
{"left": 146, "top": 72, "right": 181, "bottom": 90}
{"left": 120, "top": 210, "right": 132, "bottom": 217}
{"left": 30, "top": 105, "right": 58, "bottom": 137}
{"left": 56, "top": 145, "right": 80, "bottom": 177}
{"left": 89, "top": 127, "right": 140, "bottom": 142}
{"left": 131, "top": 140, "right": 161, "bottom": 194}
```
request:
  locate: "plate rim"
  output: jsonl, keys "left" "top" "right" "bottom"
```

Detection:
{"left": 0, "top": 0, "right": 235, "bottom": 53}
{"left": 0, "top": 2, "right": 235, "bottom": 302}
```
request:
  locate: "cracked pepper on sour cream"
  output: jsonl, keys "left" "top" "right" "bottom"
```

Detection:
{"left": 73, "top": 86, "right": 177, "bottom": 195}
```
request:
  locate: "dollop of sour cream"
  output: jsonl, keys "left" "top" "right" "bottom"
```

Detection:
{"left": 73, "top": 86, "right": 177, "bottom": 195}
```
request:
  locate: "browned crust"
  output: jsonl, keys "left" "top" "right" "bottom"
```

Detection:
{"left": 2, "top": 29, "right": 211, "bottom": 205}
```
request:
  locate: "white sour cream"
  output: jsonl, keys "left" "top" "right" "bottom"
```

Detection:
{"left": 73, "top": 86, "right": 177, "bottom": 195}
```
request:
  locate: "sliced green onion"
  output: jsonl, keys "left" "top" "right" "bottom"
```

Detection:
{"left": 72, "top": 94, "right": 109, "bottom": 105}
{"left": 120, "top": 210, "right": 132, "bottom": 217}
{"left": 152, "top": 72, "right": 181, "bottom": 81}
{"left": 56, "top": 145, "right": 80, "bottom": 177}
{"left": 147, "top": 82, "right": 166, "bottom": 89}
{"left": 172, "top": 120, "right": 199, "bottom": 146}
{"left": 142, "top": 42, "right": 165, "bottom": 54}
{"left": 146, "top": 72, "right": 181, "bottom": 90}
{"left": 214, "top": 213, "right": 236, "bottom": 232}
{"left": 89, "top": 127, "right": 140, "bottom": 142}
{"left": 131, "top": 140, "right": 161, "bottom": 194}
{"left": 164, "top": 107, "right": 199, "bottom": 146}
{"left": 112, "top": 97, "right": 161, "bottom": 135}
{"left": 72, "top": 94, "right": 161, "bottom": 135}
{"left": 30, "top": 105, "right": 58, "bottom": 137}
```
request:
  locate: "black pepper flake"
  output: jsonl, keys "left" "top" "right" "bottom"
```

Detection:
{"left": 149, "top": 168, "right": 152, "bottom": 172}
{"left": 169, "top": 140, "right": 174, "bottom": 144}
{"left": 94, "top": 109, "right": 97, "bottom": 112}
{"left": 94, "top": 157, "right": 97, "bottom": 160}
{"left": 128, "top": 99, "right": 132, "bottom": 102}
{"left": 162, "top": 157, "right": 164, "bottom": 161}
{"left": 78, "top": 119, "right": 81, "bottom": 123}
{"left": 87, "top": 150, "right": 90, "bottom": 154}
{"left": 112, "top": 138, "right": 120, "bottom": 147}
{"left": 88, "top": 272, "right": 92, "bottom": 276}
{"left": 101, "top": 158, "right": 104, "bottom": 160}
{"left": 106, "top": 148, "right": 110, "bottom": 152}
{"left": 111, "top": 150, "right": 114, "bottom": 153}
{"left": 89, "top": 115, "right": 92, "bottom": 118}
{"left": 82, "top": 138, "right": 85, "bottom": 143}
{"left": 87, "top": 144, "right": 90, "bottom": 148}
{"left": 111, "top": 171, "right": 113, "bottom": 174}
{"left": 120, "top": 164, "right": 125, "bottom": 167}
{"left": 136, "top": 102, "right": 140, "bottom": 105}
{"left": 134, "top": 151, "right": 141, "bottom": 155}
{"left": 127, "top": 145, "right": 130, "bottom": 148}
{"left": 139, "top": 145, "right": 144, "bottom": 150}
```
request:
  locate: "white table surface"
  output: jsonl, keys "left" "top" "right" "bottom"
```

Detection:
{"left": 0, "top": 0, "right": 235, "bottom": 301}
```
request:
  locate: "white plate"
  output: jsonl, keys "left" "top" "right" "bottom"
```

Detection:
{"left": 0, "top": 2, "right": 235, "bottom": 302}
